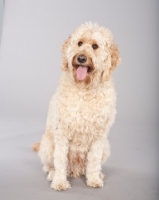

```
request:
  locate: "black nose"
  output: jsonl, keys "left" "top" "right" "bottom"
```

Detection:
{"left": 77, "top": 54, "right": 87, "bottom": 63}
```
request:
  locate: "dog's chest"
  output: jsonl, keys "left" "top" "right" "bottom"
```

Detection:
{"left": 57, "top": 90, "right": 112, "bottom": 136}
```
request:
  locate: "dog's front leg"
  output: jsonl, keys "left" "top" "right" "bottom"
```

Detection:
{"left": 86, "top": 139, "right": 104, "bottom": 188}
{"left": 50, "top": 134, "right": 71, "bottom": 191}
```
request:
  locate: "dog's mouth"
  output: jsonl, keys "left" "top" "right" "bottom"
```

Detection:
{"left": 75, "top": 65, "right": 89, "bottom": 80}
{"left": 73, "top": 64, "right": 94, "bottom": 81}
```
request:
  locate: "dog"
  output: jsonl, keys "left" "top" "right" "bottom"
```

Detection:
{"left": 33, "top": 22, "right": 120, "bottom": 191}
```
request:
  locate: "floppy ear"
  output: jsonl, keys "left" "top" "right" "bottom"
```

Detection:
{"left": 102, "top": 42, "right": 121, "bottom": 81}
{"left": 61, "top": 36, "right": 71, "bottom": 71}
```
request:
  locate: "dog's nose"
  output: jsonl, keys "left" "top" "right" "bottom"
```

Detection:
{"left": 77, "top": 54, "right": 87, "bottom": 63}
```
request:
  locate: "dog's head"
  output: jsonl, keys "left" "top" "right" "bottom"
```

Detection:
{"left": 61, "top": 22, "right": 120, "bottom": 85}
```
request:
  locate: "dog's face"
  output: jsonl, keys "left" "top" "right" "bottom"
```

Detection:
{"left": 62, "top": 23, "right": 120, "bottom": 85}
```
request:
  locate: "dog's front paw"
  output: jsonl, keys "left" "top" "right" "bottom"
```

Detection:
{"left": 86, "top": 177, "right": 104, "bottom": 188}
{"left": 50, "top": 180, "right": 71, "bottom": 191}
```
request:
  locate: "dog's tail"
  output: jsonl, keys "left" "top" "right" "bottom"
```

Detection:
{"left": 32, "top": 142, "right": 41, "bottom": 152}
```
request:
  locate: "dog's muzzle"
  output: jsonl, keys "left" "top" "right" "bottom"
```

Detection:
{"left": 72, "top": 53, "right": 94, "bottom": 81}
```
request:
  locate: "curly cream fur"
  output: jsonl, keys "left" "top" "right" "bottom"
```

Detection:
{"left": 34, "top": 22, "right": 120, "bottom": 190}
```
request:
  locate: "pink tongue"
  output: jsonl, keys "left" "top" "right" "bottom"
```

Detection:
{"left": 76, "top": 66, "right": 88, "bottom": 80}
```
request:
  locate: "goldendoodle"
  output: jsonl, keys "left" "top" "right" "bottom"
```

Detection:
{"left": 33, "top": 22, "right": 120, "bottom": 191}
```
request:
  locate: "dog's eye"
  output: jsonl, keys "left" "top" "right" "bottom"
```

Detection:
{"left": 78, "top": 41, "right": 83, "bottom": 46}
{"left": 92, "top": 44, "right": 98, "bottom": 50}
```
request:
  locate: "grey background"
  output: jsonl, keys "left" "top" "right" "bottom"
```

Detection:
{"left": 0, "top": 0, "right": 158, "bottom": 200}
{"left": 0, "top": 0, "right": 4, "bottom": 44}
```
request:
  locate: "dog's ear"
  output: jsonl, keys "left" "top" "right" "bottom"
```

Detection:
{"left": 102, "top": 42, "right": 120, "bottom": 81}
{"left": 61, "top": 36, "right": 71, "bottom": 71}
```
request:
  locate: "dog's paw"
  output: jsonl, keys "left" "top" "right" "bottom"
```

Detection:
{"left": 50, "top": 180, "right": 71, "bottom": 191}
{"left": 47, "top": 170, "right": 54, "bottom": 182}
{"left": 86, "top": 177, "right": 104, "bottom": 188}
